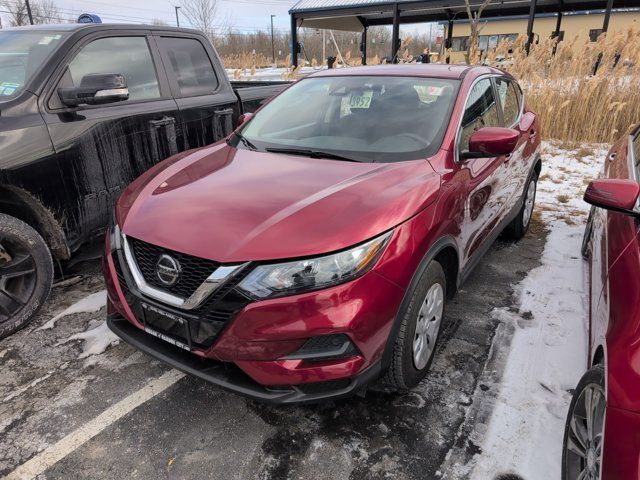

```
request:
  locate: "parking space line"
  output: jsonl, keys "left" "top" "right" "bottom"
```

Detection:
{"left": 4, "top": 369, "right": 185, "bottom": 480}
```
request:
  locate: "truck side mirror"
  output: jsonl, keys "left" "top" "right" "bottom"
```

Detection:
{"left": 58, "top": 73, "right": 129, "bottom": 107}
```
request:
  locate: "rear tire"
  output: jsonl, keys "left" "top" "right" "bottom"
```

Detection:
{"left": 380, "top": 260, "right": 446, "bottom": 391}
{"left": 0, "top": 214, "right": 53, "bottom": 339}
{"left": 561, "top": 364, "right": 606, "bottom": 480}
{"left": 505, "top": 173, "right": 538, "bottom": 240}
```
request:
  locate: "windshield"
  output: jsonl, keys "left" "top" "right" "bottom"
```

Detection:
{"left": 0, "top": 31, "right": 67, "bottom": 98}
{"left": 234, "top": 75, "right": 460, "bottom": 163}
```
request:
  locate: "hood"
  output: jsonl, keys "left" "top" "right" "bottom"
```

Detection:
{"left": 118, "top": 143, "right": 441, "bottom": 262}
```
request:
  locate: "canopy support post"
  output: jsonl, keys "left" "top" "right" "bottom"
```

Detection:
{"left": 391, "top": 3, "right": 400, "bottom": 63}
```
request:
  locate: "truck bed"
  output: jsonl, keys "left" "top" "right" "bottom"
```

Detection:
{"left": 233, "top": 81, "right": 290, "bottom": 114}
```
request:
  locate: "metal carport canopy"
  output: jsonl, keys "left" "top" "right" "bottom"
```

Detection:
{"left": 289, "top": 0, "right": 640, "bottom": 65}
{"left": 290, "top": 0, "right": 639, "bottom": 29}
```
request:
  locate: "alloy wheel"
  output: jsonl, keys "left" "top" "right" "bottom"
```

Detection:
{"left": 522, "top": 179, "right": 536, "bottom": 228}
{"left": 565, "top": 383, "right": 606, "bottom": 480}
{"left": 0, "top": 239, "right": 37, "bottom": 324}
{"left": 413, "top": 283, "right": 444, "bottom": 370}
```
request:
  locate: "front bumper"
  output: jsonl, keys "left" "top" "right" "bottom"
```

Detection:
{"left": 103, "top": 231, "right": 405, "bottom": 403}
{"left": 107, "top": 313, "right": 382, "bottom": 405}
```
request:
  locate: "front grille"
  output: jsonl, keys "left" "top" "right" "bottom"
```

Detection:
{"left": 113, "top": 247, "right": 253, "bottom": 349}
{"left": 128, "top": 237, "right": 219, "bottom": 298}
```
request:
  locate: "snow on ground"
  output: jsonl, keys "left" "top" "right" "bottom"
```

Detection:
{"left": 470, "top": 141, "right": 609, "bottom": 479}
{"left": 37, "top": 290, "right": 107, "bottom": 331}
{"left": 58, "top": 319, "right": 119, "bottom": 359}
{"left": 226, "top": 66, "right": 321, "bottom": 81}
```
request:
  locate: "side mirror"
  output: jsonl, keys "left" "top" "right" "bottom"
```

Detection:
{"left": 58, "top": 73, "right": 129, "bottom": 107}
{"left": 584, "top": 179, "right": 640, "bottom": 216}
{"left": 461, "top": 127, "right": 520, "bottom": 160}
{"left": 237, "top": 112, "right": 254, "bottom": 128}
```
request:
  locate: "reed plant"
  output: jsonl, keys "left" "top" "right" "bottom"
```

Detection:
{"left": 494, "top": 29, "right": 640, "bottom": 143}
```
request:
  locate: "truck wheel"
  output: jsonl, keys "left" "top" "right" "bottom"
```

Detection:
{"left": 562, "top": 365, "right": 606, "bottom": 480}
{"left": 0, "top": 214, "right": 53, "bottom": 339}
{"left": 381, "top": 260, "right": 446, "bottom": 390}
{"left": 505, "top": 173, "right": 538, "bottom": 240}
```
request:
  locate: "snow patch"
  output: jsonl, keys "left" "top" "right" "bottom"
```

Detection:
{"left": 37, "top": 290, "right": 107, "bottom": 330}
{"left": 470, "top": 141, "right": 607, "bottom": 479}
{"left": 58, "top": 320, "right": 119, "bottom": 359}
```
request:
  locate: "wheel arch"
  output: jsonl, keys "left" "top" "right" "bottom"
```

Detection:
{"left": 534, "top": 156, "right": 542, "bottom": 177}
{"left": 592, "top": 344, "right": 606, "bottom": 367}
{"left": 380, "top": 235, "right": 460, "bottom": 373}
{"left": 0, "top": 185, "right": 69, "bottom": 260}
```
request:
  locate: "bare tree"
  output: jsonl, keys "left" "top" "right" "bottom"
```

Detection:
{"left": 1, "top": 0, "right": 62, "bottom": 26}
{"left": 178, "top": 0, "right": 220, "bottom": 39}
{"left": 1, "top": 0, "right": 30, "bottom": 26}
{"left": 464, "top": 0, "right": 493, "bottom": 64}
{"left": 151, "top": 18, "right": 169, "bottom": 26}
{"left": 36, "top": 0, "right": 62, "bottom": 24}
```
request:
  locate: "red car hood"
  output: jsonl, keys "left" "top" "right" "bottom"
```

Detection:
{"left": 118, "top": 143, "right": 441, "bottom": 262}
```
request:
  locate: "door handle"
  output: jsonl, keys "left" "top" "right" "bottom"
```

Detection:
{"left": 150, "top": 116, "right": 175, "bottom": 127}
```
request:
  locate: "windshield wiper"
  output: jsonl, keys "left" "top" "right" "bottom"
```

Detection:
{"left": 265, "top": 147, "right": 361, "bottom": 162}
{"left": 228, "top": 131, "right": 258, "bottom": 151}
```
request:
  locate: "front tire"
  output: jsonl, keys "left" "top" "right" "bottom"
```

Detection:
{"left": 562, "top": 365, "right": 606, "bottom": 480}
{"left": 381, "top": 260, "right": 446, "bottom": 390}
{"left": 0, "top": 214, "right": 53, "bottom": 339}
{"left": 505, "top": 173, "right": 538, "bottom": 240}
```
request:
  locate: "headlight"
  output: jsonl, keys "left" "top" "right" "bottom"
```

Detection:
{"left": 237, "top": 231, "right": 393, "bottom": 299}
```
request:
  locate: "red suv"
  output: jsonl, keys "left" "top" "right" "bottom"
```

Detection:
{"left": 104, "top": 65, "right": 541, "bottom": 404}
{"left": 562, "top": 126, "right": 640, "bottom": 479}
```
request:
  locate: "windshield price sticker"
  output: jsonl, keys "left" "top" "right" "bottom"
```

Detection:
{"left": 426, "top": 86, "right": 445, "bottom": 96}
{"left": 349, "top": 91, "right": 373, "bottom": 109}
{"left": 0, "top": 82, "right": 19, "bottom": 96}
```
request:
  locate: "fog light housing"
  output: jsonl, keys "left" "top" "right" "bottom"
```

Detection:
{"left": 281, "top": 334, "right": 359, "bottom": 361}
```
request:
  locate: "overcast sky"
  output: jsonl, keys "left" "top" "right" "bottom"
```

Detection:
{"left": 1, "top": 0, "right": 434, "bottom": 35}
{"left": 38, "top": 0, "right": 302, "bottom": 32}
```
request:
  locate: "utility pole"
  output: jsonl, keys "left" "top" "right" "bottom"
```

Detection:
{"left": 174, "top": 6, "right": 180, "bottom": 27}
{"left": 270, "top": 15, "right": 276, "bottom": 64}
{"left": 25, "top": 0, "right": 34, "bottom": 25}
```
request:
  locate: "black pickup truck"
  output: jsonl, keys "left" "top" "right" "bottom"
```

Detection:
{"left": 0, "top": 23, "right": 288, "bottom": 338}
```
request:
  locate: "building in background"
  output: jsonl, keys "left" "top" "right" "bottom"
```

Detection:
{"left": 442, "top": 9, "right": 640, "bottom": 63}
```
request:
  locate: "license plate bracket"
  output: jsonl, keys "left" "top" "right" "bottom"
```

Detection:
{"left": 140, "top": 302, "right": 192, "bottom": 351}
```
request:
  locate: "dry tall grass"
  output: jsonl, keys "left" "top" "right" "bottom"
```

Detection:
{"left": 493, "top": 29, "right": 640, "bottom": 143}
{"left": 223, "top": 29, "right": 640, "bottom": 144}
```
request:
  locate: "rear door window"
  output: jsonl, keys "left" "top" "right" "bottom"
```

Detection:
{"left": 158, "top": 37, "right": 218, "bottom": 97}
{"left": 458, "top": 78, "right": 500, "bottom": 154}
{"left": 496, "top": 78, "right": 521, "bottom": 127}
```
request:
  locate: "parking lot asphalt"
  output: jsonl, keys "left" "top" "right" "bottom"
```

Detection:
{"left": 0, "top": 220, "right": 546, "bottom": 480}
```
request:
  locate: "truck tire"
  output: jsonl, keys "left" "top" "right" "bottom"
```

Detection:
{"left": 0, "top": 214, "right": 53, "bottom": 339}
{"left": 505, "top": 173, "right": 538, "bottom": 240}
{"left": 380, "top": 260, "right": 446, "bottom": 390}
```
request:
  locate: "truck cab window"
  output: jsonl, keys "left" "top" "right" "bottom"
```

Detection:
{"left": 159, "top": 37, "right": 218, "bottom": 97}
{"left": 458, "top": 78, "right": 500, "bottom": 154}
{"left": 59, "top": 36, "right": 160, "bottom": 105}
